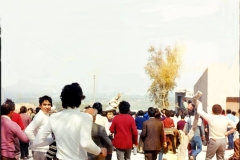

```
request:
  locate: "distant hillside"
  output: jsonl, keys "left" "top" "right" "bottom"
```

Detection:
{"left": 3, "top": 80, "right": 175, "bottom": 111}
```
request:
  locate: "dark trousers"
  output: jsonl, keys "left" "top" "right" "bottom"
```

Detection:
{"left": 116, "top": 148, "right": 131, "bottom": 160}
{"left": 20, "top": 141, "right": 29, "bottom": 158}
{"left": 144, "top": 150, "right": 159, "bottom": 160}
{"left": 105, "top": 154, "right": 112, "bottom": 160}
{"left": 1, "top": 156, "right": 17, "bottom": 160}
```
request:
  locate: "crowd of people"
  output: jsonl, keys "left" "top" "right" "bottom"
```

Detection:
{"left": 1, "top": 82, "right": 239, "bottom": 160}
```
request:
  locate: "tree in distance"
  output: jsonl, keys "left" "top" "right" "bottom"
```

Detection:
{"left": 144, "top": 44, "right": 183, "bottom": 109}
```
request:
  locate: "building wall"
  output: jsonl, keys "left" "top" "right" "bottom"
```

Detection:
{"left": 194, "top": 69, "right": 208, "bottom": 112}
{"left": 194, "top": 54, "right": 239, "bottom": 113}
{"left": 207, "top": 63, "right": 229, "bottom": 113}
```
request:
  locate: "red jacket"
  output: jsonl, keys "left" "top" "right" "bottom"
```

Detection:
{"left": 11, "top": 112, "right": 25, "bottom": 130}
{"left": 109, "top": 114, "right": 138, "bottom": 149}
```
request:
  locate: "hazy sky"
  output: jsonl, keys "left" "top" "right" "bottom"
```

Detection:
{"left": 1, "top": 0, "right": 238, "bottom": 96}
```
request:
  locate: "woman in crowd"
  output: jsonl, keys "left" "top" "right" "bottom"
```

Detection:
{"left": 19, "top": 106, "right": 32, "bottom": 159}
{"left": 27, "top": 108, "right": 35, "bottom": 120}
{"left": 134, "top": 110, "right": 147, "bottom": 154}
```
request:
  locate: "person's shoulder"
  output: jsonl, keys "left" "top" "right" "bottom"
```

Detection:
{"left": 8, "top": 119, "right": 20, "bottom": 130}
{"left": 12, "top": 112, "right": 21, "bottom": 118}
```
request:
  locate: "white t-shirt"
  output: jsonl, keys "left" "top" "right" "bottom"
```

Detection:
{"left": 25, "top": 110, "right": 52, "bottom": 152}
{"left": 197, "top": 103, "right": 236, "bottom": 139}
{"left": 32, "top": 107, "right": 101, "bottom": 160}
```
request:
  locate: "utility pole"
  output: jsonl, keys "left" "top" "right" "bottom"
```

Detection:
{"left": 93, "top": 75, "right": 96, "bottom": 102}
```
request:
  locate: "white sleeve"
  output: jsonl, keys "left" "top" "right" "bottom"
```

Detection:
{"left": 228, "top": 117, "right": 236, "bottom": 128}
{"left": 104, "top": 117, "right": 110, "bottom": 136}
{"left": 197, "top": 102, "right": 211, "bottom": 122}
{"left": 25, "top": 113, "right": 42, "bottom": 142}
{"left": 80, "top": 114, "right": 101, "bottom": 155}
{"left": 32, "top": 120, "right": 54, "bottom": 147}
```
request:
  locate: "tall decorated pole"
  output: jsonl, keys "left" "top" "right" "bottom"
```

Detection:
{"left": 177, "top": 91, "right": 202, "bottom": 160}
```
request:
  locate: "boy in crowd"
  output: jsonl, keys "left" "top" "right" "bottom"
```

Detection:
{"left": 25, "top": 95, "right": 53, "bottom": 160}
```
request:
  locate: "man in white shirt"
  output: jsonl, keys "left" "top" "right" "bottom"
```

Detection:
{"left": 92, "top": 102, "right": 110, "bottom": 136}
{"left": 25, "top": 95, "right": 53, "bottom": 160}
{"left": 32, "top": 82, "right": 106, "bottom": 160}
{"left": 197, "top": 103, "right": 235, "bottom": 160}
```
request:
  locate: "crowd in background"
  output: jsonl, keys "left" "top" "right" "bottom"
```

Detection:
{"left": 1, "top": 82, "right": 239, "bottom": 160}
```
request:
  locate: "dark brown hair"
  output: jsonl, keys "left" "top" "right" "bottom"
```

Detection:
{"left": 212, "top": 104, "right": 222, "bottom": 115}
{"left": 19, "top": 106, "right": 27, "bottom": 113}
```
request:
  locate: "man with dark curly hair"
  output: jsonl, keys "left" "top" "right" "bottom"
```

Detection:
{"left": 109, "top": 101, "right": 138, "bottom": 160}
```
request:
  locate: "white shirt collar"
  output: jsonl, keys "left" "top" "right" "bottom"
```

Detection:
{"left": 1, "top": 115, "right": 11, "bottom": 120}
{"left": 39, "top": 109, "right": 50, "bottom": 116}
{"left": 66, "top": 107, "right": 79, "bottom": 111}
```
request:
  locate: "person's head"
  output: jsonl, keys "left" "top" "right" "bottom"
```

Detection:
{"left": 60, "top": 82, "right": 85, "bottom": 109}
{"left": 162, "top": 109, "right": 167, "bottom": 114}
{"left": 165, "top": 110, "right": 171, "bottom": 117}
{"left": 27, "top": 108, "right": 34, "bottom": 114}
{"left": 176, "top": 112, "right": 179, "bottom": 118}
{"left": 19, "top": 106, "right": 27, "bottom": 114}
{"left": 137, "top": 110, "right": 144, "bottom": 116}
{"left": 232, "top": 111, "right": 236, "bottom": 116}
{"left": 92, "top": 102, "right": 102, "bottom": 114}
{"left": 118, "top": 101, "right": 130, "bottom": 114}
{"left": 182, "top": 98, "right": 186, "bottom": 102}
{"left": 189, "top": 109, "right": 195, "bottom": 116}
{"left": 35, "top": 107, "right": 41, "bottom": 114}
{"left": 212, "top": 104, "right": 222, "bottom": 115}
{"left": 221, "top": 109, "right": 225, "bottom": 115}
{"left": 106, "top": 111, "right": 114, "bottom": 120}
{"left": 189, "top": 103, "right": 195, "bottom": 112}
{"left": 187, "top": 100, "right": 192, "bottom": 104}
{"left": 147, "top": 107, "right": 156, "bottom": 117}
{"left": 84, "top": 108, "right": 98, "bottom": 122}
{"left": 170, "top": 110, "right": 175, "bottom": 117}
{"left": 226, "top": 109, "right": 231, "bottom": 114}
{"left": 39, "top": 95, "right": 52, "bottom": 114}
{"left": 154, "top": 108, "right": 161, "bottom": 118}
{"left": 181, "top": 114, "right": 185, "bottom": 119}
{"left": 1, "top": 99, "right": 15, "bottom": 118}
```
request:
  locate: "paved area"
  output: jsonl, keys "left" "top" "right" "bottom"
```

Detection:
{"left": 111, "top": 146, "right": 234, "bottom": 160}
{"left": 26, "top": 145, "right": 234, "bottom": 160}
